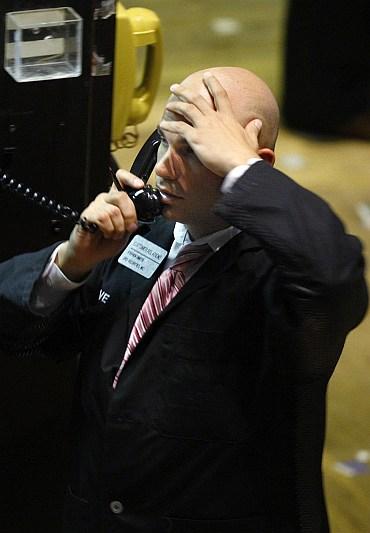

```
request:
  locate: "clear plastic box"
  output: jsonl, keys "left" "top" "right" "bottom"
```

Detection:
{"left": 4, "top": 7, "right": 83, "bottom": 83}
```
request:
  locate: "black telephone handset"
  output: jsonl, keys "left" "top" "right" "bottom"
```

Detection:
{"left": 0, "top": 130, "right": 162, "bottom": 231}
{"left": 110, "top": 129, "right": 162, "bottom": 224}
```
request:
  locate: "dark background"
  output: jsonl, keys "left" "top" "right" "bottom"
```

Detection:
{"left": 0, "top": 2, "right": 114, "bottom": 531}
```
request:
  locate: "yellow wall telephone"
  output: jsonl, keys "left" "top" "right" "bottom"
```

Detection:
{"left": 111, "top": 2, "right": 163, "bottom": 145}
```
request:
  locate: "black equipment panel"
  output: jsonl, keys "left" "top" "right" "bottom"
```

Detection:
{"left": 0, "top": 2, "right": 115, "bottom": 532}
{"left": 0, "top": 0, "right": 114, "bottom": 261}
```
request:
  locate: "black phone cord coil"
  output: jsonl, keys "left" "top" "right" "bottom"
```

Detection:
{"left": 0, "top": 170, "right": 81, "bottom": 222}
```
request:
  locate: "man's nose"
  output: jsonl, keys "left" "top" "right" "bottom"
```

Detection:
{"left": 154, "top": 147, "right": 179, "bottom": 180}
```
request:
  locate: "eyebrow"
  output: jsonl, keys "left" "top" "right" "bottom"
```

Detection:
{"left": 156, "top": 126, "right": 167, "bottom": 142}
{"left": 156, "top": 126, "right": 191, "bottom": 150}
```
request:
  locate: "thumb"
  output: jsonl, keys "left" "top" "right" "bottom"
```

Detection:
{"left": 244, "top": 118, "right": 262, "bottom": 149}
{"left": 115, "top": 168, "right": 145, "bottom": 190}
{"left": 248, "top": 118, "right": 263, "bottom": 136}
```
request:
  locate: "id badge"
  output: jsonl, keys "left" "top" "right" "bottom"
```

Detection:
{"left": 118, "top": 235, "right": 168, "bottom": 278}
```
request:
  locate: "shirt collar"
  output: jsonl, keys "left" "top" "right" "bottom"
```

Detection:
{"left": 173, "top": 222, "right": 240, "bottom": 252}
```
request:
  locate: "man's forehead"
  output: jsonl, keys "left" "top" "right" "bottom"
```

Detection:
{"left": 168, "top": 88, "right": 214, "bottom": 108}
{"left": 161, "top": 102, "right": 192, "bottom": 135}
{"left": 159, "top": 110, "right": 188, "bottom": 147}
{"left": 162, "top": 104, "right": 180, "bottom": 122}
{"left": 162, "top": 92, "right": 211, "bottom": 123}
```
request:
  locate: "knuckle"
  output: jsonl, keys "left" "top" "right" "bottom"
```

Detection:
{"left": 107, "top": 204, "right": 121, "bottom": 219}
{"left": 96, "top": 211, "right": 109, "bottom": 225}
{"left": 96, "top": 192, "right": 108, "bottom": 202}
{"left": 121, "top": 192, "right": 135, "bottom": 209}
{"left": 107, "top": 190, "right": 120, "bottom": 203}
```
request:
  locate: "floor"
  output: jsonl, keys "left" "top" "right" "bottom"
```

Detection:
{"left": 116, "top": 1, "right": 370, "bottom": 531}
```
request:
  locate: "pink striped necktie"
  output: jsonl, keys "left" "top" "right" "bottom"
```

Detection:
{"left": 112, "top": 243, "right": 210, "bottom": 388}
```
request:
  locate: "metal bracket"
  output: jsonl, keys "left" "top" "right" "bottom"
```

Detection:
{"left": 94, "top": 0, "right": 115, "bottom": 20}
{"left": 91, "top": 50, "right": 112, "bottom": 76}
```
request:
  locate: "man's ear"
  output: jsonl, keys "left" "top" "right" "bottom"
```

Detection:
{"left": 257, "top": 148, "right": 275, "bottom": 166}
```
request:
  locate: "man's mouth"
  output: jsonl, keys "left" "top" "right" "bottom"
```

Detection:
{"left": 158, "top": 188, "right": 183, "bottom": 202}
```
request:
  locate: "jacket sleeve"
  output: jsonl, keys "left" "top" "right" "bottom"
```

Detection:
{"left": 0, "top": 244, "right": 83, "bottom": 360}
{"left": 215, "top": 161, "right": 368, "bottom": 376}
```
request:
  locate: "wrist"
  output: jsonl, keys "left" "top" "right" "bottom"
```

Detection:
{"left": 55, "top": 242, "right": 92, "bottom": 282}
{"left": 223, "top": 151, "right": 260, "bottom": 174}
{"left": 222, "top": 158, "right": 262, "bottom": 193}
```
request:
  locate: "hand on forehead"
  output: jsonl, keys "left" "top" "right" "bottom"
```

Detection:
{"left": 164, "top": 67, "right": 279, "bottom": 150}
{"left": 163, "top": 72, "right": 236, "bottom": 128}
{"left": 162, "top": 75, "right": 217, "bottom": 128}
{"left": 165, "top": 69, "right": 259, "bottom": 128}
{"left": 171, "top": 72, "right": 222, "bottom": 109}
{"left": 158, "top": 71, "right": 265, "bottom": 177}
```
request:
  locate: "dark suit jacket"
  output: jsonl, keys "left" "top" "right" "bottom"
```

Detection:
{"left": 0, "top": 161, "right": 367, "bottom": 533}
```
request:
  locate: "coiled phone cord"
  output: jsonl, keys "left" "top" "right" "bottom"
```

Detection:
{"left": 0, "top": 170, "right": 83, "bottom": 225}
{"left": 0, "top": 131, "right": 162, "bottom": 231}
{"left": 0, "top": 168, "right": 162, "bottom": 233}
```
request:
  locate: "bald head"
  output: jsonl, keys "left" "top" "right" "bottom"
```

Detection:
{"left": 179, "top": 66, "right": 279, "bottom": 149}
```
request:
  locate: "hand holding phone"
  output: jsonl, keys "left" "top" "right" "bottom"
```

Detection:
{"left": 0, "top": 131, "right": 163, "bottom": 278}
{"left": 57, "top": 181, "right": 141, "bottom": 281}
{"left": 110, "top": 167, "right": 162, "bottom": 224}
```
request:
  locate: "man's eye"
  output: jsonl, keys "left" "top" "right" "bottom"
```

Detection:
{"left": 160, "top": 137, "right": 169, "bottom": 146}
{"left": 180, "top": 145, "right": 194, "bottom": 157}
{"left": 157, "top": 129, "right": 168, "bottom": 145}
{"left": 175, "top": 141, "right": 192, "bottom": 155}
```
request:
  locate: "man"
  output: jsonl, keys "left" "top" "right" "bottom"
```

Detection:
{"left": 0, "top": 67, "right": 367, "bottom": 532}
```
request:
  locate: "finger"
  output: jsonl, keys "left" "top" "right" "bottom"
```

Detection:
{"left": 80, "top": 206, "right": 115, "bottom": 238}
{"left": 82, "top": 194, "right": 137, "bottom": 239}
{"left": 105, "top": 190, "right": 139, "bottom": 235}
{"left": 88, "top": 203, "right": 123, "bottom": 238}
{"left": 202, "top": 72, "right": 233, "bottom": 114}
{"left": 245, "top": 118, "right": 263, "bottom": 143}
{"left": 104, "top": 204, "right": 126, "bottom": 238}
{"left": 159, "top": 119, "right": 194, "bottom": 139}
{"left": 169, "top": 83, "right": 212, "bottom": 114}
{"left": 165, "top": 100, "right": 203, "bottom": 125}
{"left": 115, "top": 168, "right": 144, "bottom": 190}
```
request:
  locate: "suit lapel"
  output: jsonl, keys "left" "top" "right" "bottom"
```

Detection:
{"left": 150, "top": 231, "right": 262, "bottom": 321}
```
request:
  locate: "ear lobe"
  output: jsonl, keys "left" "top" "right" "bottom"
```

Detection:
{"left": 257, "top": 148, "right": 275, "bottom": 166}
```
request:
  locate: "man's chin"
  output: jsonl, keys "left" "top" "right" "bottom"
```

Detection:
{"left": 161, "top": 205, "right": 186, "bottom": 223}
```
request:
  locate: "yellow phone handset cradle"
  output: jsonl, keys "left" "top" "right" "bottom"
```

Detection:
{"left": 111, "top": 2, "right": 163, "bottom": 145}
